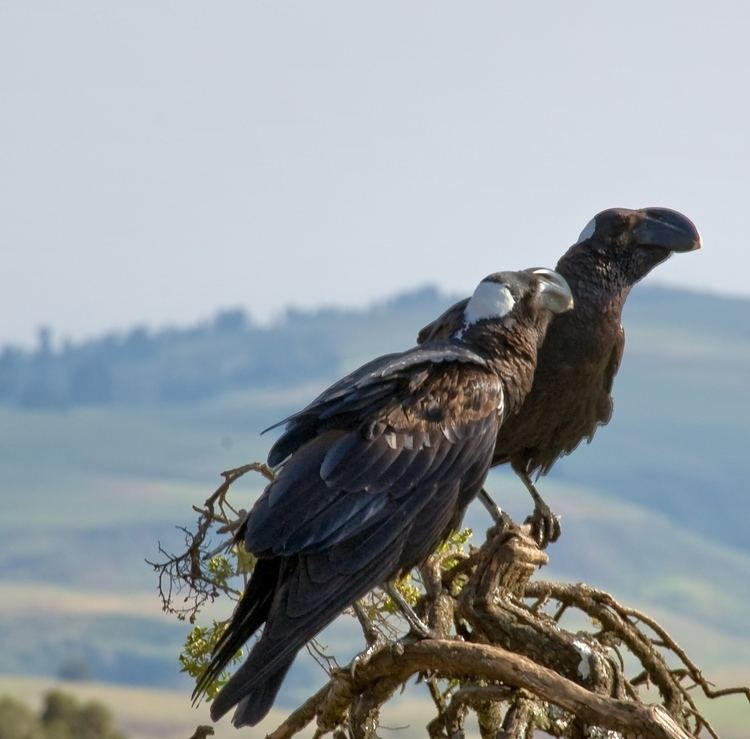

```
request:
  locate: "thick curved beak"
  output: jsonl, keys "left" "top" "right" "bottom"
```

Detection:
{"left": 634, "top": 208, "right": 702, "bottom": 253}
{"left": 527, "top": 268, "right": 574, "bottom": 314}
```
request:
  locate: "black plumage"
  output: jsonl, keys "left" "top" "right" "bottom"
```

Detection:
{"left": 418, "top": 207, "right": 702, "bottom": 545}
{"left": 195, "top": 268, "right": 573, "bottom": 727}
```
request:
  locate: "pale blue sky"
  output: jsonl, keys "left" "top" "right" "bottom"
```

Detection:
{"left": 2, "top": 1, "right": 749, "bottom": 346}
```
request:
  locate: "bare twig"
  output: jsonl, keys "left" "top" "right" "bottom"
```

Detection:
{"left": 146, "top": 462, "right": 272, "bottom": 621}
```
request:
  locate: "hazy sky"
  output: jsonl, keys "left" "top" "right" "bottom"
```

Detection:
{"left": 2, "top": 1, "right": 749, "bottom": 347}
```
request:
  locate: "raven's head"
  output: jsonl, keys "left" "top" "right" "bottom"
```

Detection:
{"left": 458, "top": 268, "right": 573, "bottom": 341}
{"left": 457, "top": 269, "right": 574, "bottom": 408}
{"left": 571, "top": 207, "right": 701, "bottom": 286}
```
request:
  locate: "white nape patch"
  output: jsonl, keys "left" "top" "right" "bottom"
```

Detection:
{"left": 573, "top": 639, "right": 593, "bottom": 680}
{"left": 463, "top": 280, "right": 515, "bottom": 325}
{"left": 576, "top": 217, "right": 596, "bottom": 244}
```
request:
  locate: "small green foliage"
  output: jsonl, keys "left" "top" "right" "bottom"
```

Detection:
{"left": 205, "top": 556, "right": 233, "bottom": 588}
{"left": 371, "top": 528, "right": 474, "bottom": 618}
{"left": 382, "top": 576, "right": 422, "bottom": 615}
{"left": 437, "top": 527, "right": 473, "bottom": 570}
{"left": 233, "top": 545, "right": 257, "bottom": 575}
{"left": 438, "top": 528, "right": 473, "bottom": 596}
{"left": 180, "top": 621, "right": 243, "bottom": 701}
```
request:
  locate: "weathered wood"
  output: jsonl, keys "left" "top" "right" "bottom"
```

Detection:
{"left": 264, "top": 639, "right": 693, "bottom": 739}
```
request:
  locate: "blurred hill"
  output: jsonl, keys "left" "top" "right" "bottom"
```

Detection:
{"left": 0, "top": 287, "right": 447, "bottom": 408}
{"left": 0, "top": 284, "right": 748, "bottom": 735}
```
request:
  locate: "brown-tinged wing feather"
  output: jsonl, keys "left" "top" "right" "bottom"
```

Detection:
{"left": 416, "top": 298, "right": 469, "bottom": 343}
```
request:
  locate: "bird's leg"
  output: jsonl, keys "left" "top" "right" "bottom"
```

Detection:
{"left": 518, "top": 471, "right": 561, "bottom": 548}
{"left": 348, "top": 589, "right": 434, "bottom": 677}
{"left": 385, "top": 582, "right": 435, "bottom": 639}
{"left": 349, "top": 601, "right": 389, "bottom": 677}
{"left": 478, "top": 487, "right": 503, "bottom": 523}
{"left": 479, "top": 486, "right": 518, "bottom": 533}
{"left": 352, "top": 601, "right": 380, "bottom": 646}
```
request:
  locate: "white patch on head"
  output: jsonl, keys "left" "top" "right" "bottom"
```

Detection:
{"left": 576, "top": 217, "right": 596, "bottom": 244}
{"left": 464, "top": 281, "right": 516, "bottom": 334}
{"left": 463, "top": 280, "right": 515, "bottom": 325}
{"left": 453, "top": 279, "right": 517, "bottom": 340}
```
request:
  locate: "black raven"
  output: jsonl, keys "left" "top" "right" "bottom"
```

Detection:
{"left": 195, "top": 268, "right": 574, "bottom": 727}
{"left": 418, "top": 207, "right": 702, "bottom": 546}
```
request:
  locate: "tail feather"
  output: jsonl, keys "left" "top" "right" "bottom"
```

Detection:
{"left": 192, "top": 558, "right": 280, "bottom": 703}
{"left": 206, "top": 593, "right": 314, "bottom": 724}
{"left": 204, "top": 513, "right": 411, "bottom": 725}
{"left": 207, "top": 555, "right": 398, "bottom": 725}
{"left": 213, "top": 657, "right": 294, "bottom": 727}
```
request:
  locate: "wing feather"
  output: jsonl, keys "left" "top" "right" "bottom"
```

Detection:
{"left": 221, "top": 418, "right": 498, "bottom": 708}
{"left": 265, "top": 342, "right": 488, "bottom": 466}
{"left": 417, "top": 299, "right": 470, "bottom": 343}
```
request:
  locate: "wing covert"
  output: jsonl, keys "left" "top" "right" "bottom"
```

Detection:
{"left": 266, "top": 342, "right": 489, "bottom": 466}
{"left": 417, "top": 298, "right": 470, "bottom": 343}
{"left": 246, "top": 371, "right": 503, "bottom": 559}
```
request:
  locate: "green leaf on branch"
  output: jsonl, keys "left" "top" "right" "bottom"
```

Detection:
{"left": 233, "top": 545, "right": 257, "bottom": 576}
{"left": 205, "top": 555, "right": 233, "bottom": 589}
{"left": 180, "top": 621, "right": 243, "bottom": 701}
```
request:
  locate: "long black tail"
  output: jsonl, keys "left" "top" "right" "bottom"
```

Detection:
{"left": 192, "top": 558, "right": 280, "bottom": 704}
{"left": 204, "top": 502, "right": 418, "bottom": 725}
{"left": 207, "top": 550, "right": 399, "bottom": 726}
{"left": 217, "top": 655, "right": 295, "bottom": 727}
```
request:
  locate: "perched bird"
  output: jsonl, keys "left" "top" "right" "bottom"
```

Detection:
{"left": 195, "top": 268, "right": 574, "bottom": 727}
{"left": 418, "top": 207, "right": 702, "bottom": 546}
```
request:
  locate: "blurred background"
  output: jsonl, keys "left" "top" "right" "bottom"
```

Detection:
{"left": 1, "top": 2, "right": 749, "bottom": 737}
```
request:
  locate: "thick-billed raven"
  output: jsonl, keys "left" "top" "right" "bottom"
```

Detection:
{"left": 418, "top": 207, "right": 702, "bottom": 546}
{"left": 195, "top": 268, "right": 573, "bottom": 727}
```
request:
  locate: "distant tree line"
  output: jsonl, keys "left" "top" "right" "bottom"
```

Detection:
{"left": 0, "top": 309, "right": 335, "bottom": 409}
{"left": 0, "top": 288, "right": 447, "bottom": 410}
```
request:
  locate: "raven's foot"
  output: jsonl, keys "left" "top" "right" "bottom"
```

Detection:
{"left": 525, "top": 498, "right": 561, "bottom": 549}
{"left": 517, "top": 472, "right": 561, "bottom": 549}
{"left": 385, "top": 582, "right": 436, "bottom": 639}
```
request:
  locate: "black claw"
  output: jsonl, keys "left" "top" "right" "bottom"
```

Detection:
{"left": 349, "top": 638, "right": 387, "bottom": 678}
{"left": 516, "top": 472, "right": 561, "bottom": 549}
{"left": 525, "top": 503, "right": 561, "bottom": 549}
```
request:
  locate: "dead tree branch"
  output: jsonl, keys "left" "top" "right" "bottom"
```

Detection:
{"left": 264, "top": 640, "right": 696, "bottom": 739}
{"left": 147, "top": 462, "right": 272, "bottom": 622}
{"left": 260, "top": 524, "right": 748, "bottom": 738}
{"left": 150, "top": 463, "right": 749, "bottom": 738}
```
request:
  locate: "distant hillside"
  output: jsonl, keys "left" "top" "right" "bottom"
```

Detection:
{"left": 1, "top": 282, "right": 748, "bottom": 549}
{"left": 0, "top": 286, "right": 449, "bottom": 408}
{"left": 0, "top": 283, "right": 748, "bottom": 735}
{"left": 4, "top": 283, "right": 748, "bottom": 408}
